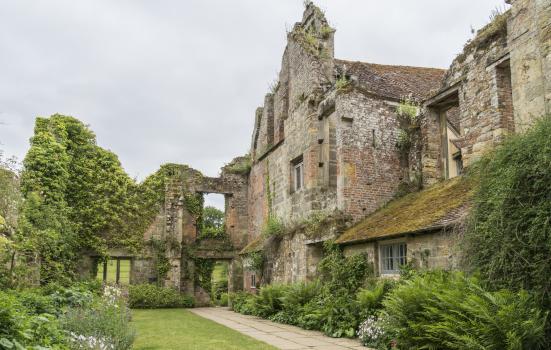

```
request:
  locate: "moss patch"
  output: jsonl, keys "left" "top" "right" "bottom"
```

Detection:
{"left": 240, "top": 234, "right": 266, "bottom": 255}
{"left": 336, "top": 177, "right": 474, "bottom": 244}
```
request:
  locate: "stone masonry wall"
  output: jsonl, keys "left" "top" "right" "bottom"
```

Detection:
{"left": 342, "top": 229, "right": 460, "bottom": 276}
{"left": 508, "top": 0, "right": 551, "bottom": 130}
{"left": 335, "top": 90, "right": 402, "bottom": 220}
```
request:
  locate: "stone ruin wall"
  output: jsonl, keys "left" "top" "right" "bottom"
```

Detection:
{"left": 335, "top": 90, "right": 403, "bottom": 220}
{"left": 422, "top": 0, "right": 550, "bottom": 179}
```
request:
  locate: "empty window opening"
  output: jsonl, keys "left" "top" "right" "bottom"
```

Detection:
{"left": 446, "top": 106, "right": 462, "bottom": 179}
{"left": 380, "top": 242, "right": 407, "bottom": 275}
{"left": 202, "top": 193, "right": 226, "bottom": 239}
{"left": 96, "top": 258, "right": 131, "bottom": 285}
{"left": 496, "top": 60, "right": 514, "bottom": 132}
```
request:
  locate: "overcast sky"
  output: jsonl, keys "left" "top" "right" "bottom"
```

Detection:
{"left": 0, "top": 0, "right": 506, "bottom": 209}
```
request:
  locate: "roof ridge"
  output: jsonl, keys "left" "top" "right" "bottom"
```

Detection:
{"left": 334, "top": 58, "right": 446, "bottom": 72}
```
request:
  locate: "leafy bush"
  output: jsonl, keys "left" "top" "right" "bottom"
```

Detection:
{"left": 380, "top": 271, "right": 548, "bottom": 350}
{"left": 211, "top": 280, "right": 228, "bottom": 302}
{"left": 463, "top": 116, "right": 551, "bottom": 310}
{"left": 252, "top": 284, "right": 287, "bottom": 318}
{"left": 63, "top": 285, "right": 135, "bottom": 350}
{"left": 229, "top": 292, "right": 256, "bottom": 315}
{"left": 0, "top": 290, "right": 68, "bottom": 349}
{"left": 356, "top": 278, "right": 396, "bottom": 319}
{"left": 218, "top": 293, "right": 228, "bottom": 307}
{"left": 128, "top": 284, "right": 194, "bottom": 309}
{"left": 233, "top": 242, "right": 371, "bottom": 338}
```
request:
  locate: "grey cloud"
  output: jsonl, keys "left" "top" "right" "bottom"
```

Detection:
{"left": 0, "top": 0, "right": 506, "bottom": 200}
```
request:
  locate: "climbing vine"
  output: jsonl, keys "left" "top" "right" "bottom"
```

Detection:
{"left": 16, "top": 115, "right": 197, "bottom": 284}
{"left": 243, "top": 251, "right": 264, "bottom": 273}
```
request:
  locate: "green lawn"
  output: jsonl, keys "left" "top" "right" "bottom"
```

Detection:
{"left": 132, "top": 309, "right": 276, "bottom": 350}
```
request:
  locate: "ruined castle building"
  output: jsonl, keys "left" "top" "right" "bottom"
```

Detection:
{"left": 81, "top": 0, "right": 550, "bottom": 298}
{"left": 241, "top": 0, "right": 550, "bottom": 289}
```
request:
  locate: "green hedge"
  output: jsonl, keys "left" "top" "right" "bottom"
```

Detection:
{"left": 128, "top": 284, "right": 194, "bottom": 309}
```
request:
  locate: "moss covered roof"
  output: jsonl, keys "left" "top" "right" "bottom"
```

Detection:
{"left": 336, "top": 177, "right": 474, "bottom": 245}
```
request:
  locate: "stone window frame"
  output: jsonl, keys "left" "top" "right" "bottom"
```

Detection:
{"left": 290, "top": 155, "right": 304, "bottom": 193}
{"left": 379, "top": 241, "right": 407, "bottom": 275}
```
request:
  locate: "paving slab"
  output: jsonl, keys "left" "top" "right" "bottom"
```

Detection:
{"left": 190, "top": 307, "right": 371, "bottom": 350}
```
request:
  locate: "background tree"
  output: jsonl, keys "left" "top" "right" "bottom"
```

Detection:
{"left": 201, "top": 206, "right": 225, "bottom": 238}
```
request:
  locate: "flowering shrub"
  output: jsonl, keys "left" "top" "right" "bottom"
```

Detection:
{"left": 69, "top": 333, "right": 115, "bottom": 350}
{"left": 102, "top": 285, "right": 123, "bottom": 308}
{"left": 357, "top": 316, "right": 389, "bottom": 349}
{"left": 63, "top": 284, "right": 134, "bottom": 350}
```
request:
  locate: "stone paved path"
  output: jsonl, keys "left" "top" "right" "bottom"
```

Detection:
{"left": 190, "top": 307, "right": 368, "bottom": 350}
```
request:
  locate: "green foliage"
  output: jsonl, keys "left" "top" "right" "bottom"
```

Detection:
{"left": 318, "top": 241, "right": 370, "bottom": 293}
{"left": 200, "top": 206, "right": 225, "bottom": 239}
{"left": 356, "top": 279, "right": 396, "bottom": 319}
{"left": 0, "top": 283, "right": 134, "bottom": 349}
{"left": 223, "top": 155, "right": 252, "bottom": 175}
{"left": 261, "top": 216, "right": 284, "bottom": 237}
{"left": 193, "top": 258, "right": 215, "bottom": 293}
{"left": 15, "top": 115, "right": 198, "bottom": 286}
{"left": 218, "top": 293, "right": 229, "bottom": 307}
{"left": 0, "top": 158, "right": 21, "bottom": 233}
{"left": 62, "top": 291, "right": 135, "bottom": 350}
{"left": 463, "top": 116, "right": 551, "bottom": 309}
{"left": 395, "top": 97, "right": 419, "bottom": 153}
{"left": 147, "top": 237, "right": 179, "bottom": 283}
{"left": 234, "top": 242, "right": 371, "bottom": 338}
{"left": 243, "top": 251, "right": 264, "bottom": 273}
{"left": 252, "top": 284, "right": 287, "bottom": 318}
{"left": 128, "top": 284, "right": 194, "bottom": 309}
{"left": 229, "top": 292, "right": 256, "bottom": 315}
{"left": 335, "top": 76, "right": 350, "bottom": 92}
{"left": 380, "top": 270, "right": 547, "bottom": 350}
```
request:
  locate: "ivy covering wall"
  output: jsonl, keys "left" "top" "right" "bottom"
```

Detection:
{"left": 16, "top": 115, "right": 183, "bottom": 284}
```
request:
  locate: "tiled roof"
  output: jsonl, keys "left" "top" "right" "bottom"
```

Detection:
{"left": 335, "top": 59, "right": 446, "bottom": 101}
{"left": 335, "top": 177, "right": 473, "bottom": 245}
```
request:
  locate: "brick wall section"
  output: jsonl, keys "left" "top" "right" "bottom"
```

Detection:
{"left": 335, "top": 90, "right": 402, "bottom": 220}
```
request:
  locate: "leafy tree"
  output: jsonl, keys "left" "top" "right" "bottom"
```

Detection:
{"left": 201, "top": 206, "right": 225, "bottom": 238}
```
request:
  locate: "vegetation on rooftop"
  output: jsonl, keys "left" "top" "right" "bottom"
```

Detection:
{"left": 223, "top": 154, "right": 252, "bottom": 175}
{"left": 336, "top": 176, "right": 474, "bottom": 244}
{"left": 456, "top": 8, "right": 510, "bottom": 62}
